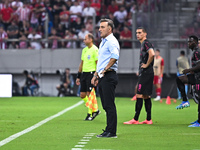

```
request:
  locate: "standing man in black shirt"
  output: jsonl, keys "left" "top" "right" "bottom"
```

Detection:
{"left": 176, "top": 35, "right": 200, "bottom": 127}
{"left": 124, "top": 27, "right": 155, "bottom": 125}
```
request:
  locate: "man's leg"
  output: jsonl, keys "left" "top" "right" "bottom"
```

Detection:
{"left": 176, "top": 77, "right": 188, "bottom": 102}
{"left": 144, "top": 98, "right": 152, "bottom": 121}
{"left": 176, "top": 76, "right": 190, "bottom": 109}
{"left": 98, "top": 72, "right": 118, "bottom": 134}
{"left": 134, "top": 97, "right": 143, "bottom": 121}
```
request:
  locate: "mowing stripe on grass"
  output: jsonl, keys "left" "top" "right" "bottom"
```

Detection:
{"left": 0, "top": 100, "right": 84, "bottom": 147}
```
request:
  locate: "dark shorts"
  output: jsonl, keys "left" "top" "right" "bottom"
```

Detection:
{"left": 80, "top": 72, "right": 94, "bottom": 92}
{"left": 137, "top": 72, "right": 154, "bottom": 95}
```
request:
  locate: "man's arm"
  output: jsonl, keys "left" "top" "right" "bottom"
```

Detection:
{"left": 160, "top": 58, "right": 164, "bottom": 77}
{"left": 104, "top": 58, "right": 117, "bottom": 71}
{"left": 76, "top": 60, "right": 83, "bottom": 85}
{"left": 183, "top": 61, "right": 200, "bottom": 74}
{"left": 141, "top": 49, "right": 155, "bottom": 68}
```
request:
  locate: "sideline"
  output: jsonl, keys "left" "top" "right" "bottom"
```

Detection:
{"left": 0, "top": 100, "right": 84, "bottom": 147}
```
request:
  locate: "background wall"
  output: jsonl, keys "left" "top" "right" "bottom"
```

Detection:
{"left": 0, "top": 48, "right": 191, "bottom": 98}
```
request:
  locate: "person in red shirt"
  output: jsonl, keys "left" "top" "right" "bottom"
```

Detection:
{"left": 91, "top": 0, "right": 101, "bottom": 22}
{"left": 153, "top": 49, "right": 164, "bottom": 101}
{"left": 59, "top": 5, "right": 70, "bottom": 29}
{"left": 0, "top": 1, "right": 13, "bottom": 30}
{"left": 107, "top": 0, "right": 118, "bottom": 14}
{"left": 120, "top": 26, "right": 132, "bottom": 48}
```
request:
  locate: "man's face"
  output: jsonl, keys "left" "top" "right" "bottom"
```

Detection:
{"left": 198, "top": 40, "right": 200, "bottom": 48}
{"left": 136, "top": 29, "right": 146, "bottom": 41}
{"left": 188, "top": 37, "right": 197, "bottom": 49}
{"left": 155, "top": 51, "right": 160, "bottom": 57}
{"left": 99, "top": 22, "right": 111, "bottom": 38}
{"left": 83, "top": 34, "right": 91, "bottom": 45}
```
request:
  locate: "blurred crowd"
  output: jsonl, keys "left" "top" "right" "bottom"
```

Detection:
{"left": 0, "top": 0, "right": 162, "bottom": 50}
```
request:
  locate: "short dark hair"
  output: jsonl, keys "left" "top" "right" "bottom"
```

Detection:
{"left": 87, "top": 33, "right": 94, "bottom": 42}
{"left": 137, "top": 27, "right": 147, "bottom": 33}
{"left": 180, "top": 50, "right": 185, "bottom": 55}
{"left": 100, "top": 18, "right": 115, "bottom": 31}
{"left": 189, "top": 35, "right": 198, "bottom": 44}
{"left": 156, "top": 49, "right": 160, "bottom": 52}
{"left": 23, "top": 70, "right": 28, "bottom": 75}
{"left": 65, "top": 68, "right": 70, "bottom": 71}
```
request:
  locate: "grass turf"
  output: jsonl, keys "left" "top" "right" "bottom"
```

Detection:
{"left": 0, "top": 97, "right": 199, "bottom": 150}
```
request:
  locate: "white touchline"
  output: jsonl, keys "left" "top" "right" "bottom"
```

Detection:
{"left": 0, "top": 100, "right": 84, "bottom": 147}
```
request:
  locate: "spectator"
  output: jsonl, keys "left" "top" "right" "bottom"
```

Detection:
{"left": 59, "top": 4, "right": 70, "bottom": 29}
{"left": 57, "top": 24, "right": 65, "bottom": 38}
{"left": 113, "top": 28, "right": 120, "bottom": 40}
{"left": 69, "top": 1, "right": 82, "bottom": 22}
{"left": 11, "top": 0, "right": 23, "bottom": 11}
{"left": 48, "top": 27, "right": 62, "bottom": 49}
{"left": 0, "top": 1, "right": 14, "bottom": 31}
{"left": 7, "top": 21, "right": 19, "bottom": 49}
{"left": 195, "top": 2, "right": 200, "bottom": 23}
{"left": 130, "top": 2, "right": 137, "bottom": 14}
{"left": 19, "top": 20, "right": 31, "bottom": 37}
{"left": 70, "top": 16, "right": 83, "bottom": 34}
{"left": 19, "top": 33, "right": 28, "bottom": 49}
{"left": 85, "top": 17, "right": 93, "bottom": 33}
{"left": 82, "top": 1, "right": 96, "bottom": 23}
{"left": 28, "top": 28, "right": 42, "bottom": 50}
{"left": 15, "top": 1, "right": 31, "bottom": 29}
{"left": 29, "top": 1, "right": 40, "bottom": 29}
{"left": 91, "top": 0, "right": 101, "bottom": 22}
{"left": 22, "top": 70, "right": 39, "bottom": 96}
{"left": 120, "top": 26, "right": 132, "bottom": 48}
{"left": 56, "top": 68, "right": 74, "bottom": 97}
{"left": 64, "top": 0, "right": 72, "bottom": 11}
{"left": 0, "top": 0, "right": 11, "bottom": 11}
{"left": 107, "top": 0, "right": 119, "bottom": 14}
{"left": 0, "top": 24, "right": 8, "bottom": 50}
{"left": 11, "top": 0, "right": 24, "bottom": 24}
{"left": 78, "top": 26, "right": 89, "bottom": 48}
{"left": 113, "top": 6, "right": 127, "bottom": 29}
{"left": 52, "top": 0, "right": 65, "bottom": 28}
{"left": 65, "top": 30, "right": 78, "bottom": 48}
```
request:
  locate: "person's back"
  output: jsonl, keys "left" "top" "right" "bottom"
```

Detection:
{"left": 177, "top": 55, "right": 189, "bottom": 74}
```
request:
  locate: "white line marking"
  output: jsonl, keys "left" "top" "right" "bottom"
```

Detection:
{"left": 182, "top": 133, "right": 200, "bottom": 135}
{"left": 75, "top": 145, "right": 85, "bottom": 148}
{"left": 78, "top": 142, "right": 87, "bottom": 144}
{"left": 80, "top": 139, "right": 90, "bottom": 142}
{"left": 83, "top": 137, "right": 92, "bottom": 139}
{"left": 0, "top": 100, "right": 84, "bottom": 147}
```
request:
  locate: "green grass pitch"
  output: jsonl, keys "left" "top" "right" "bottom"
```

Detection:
{"left": 0, "top": 97, "right": 199, "bottom": 150}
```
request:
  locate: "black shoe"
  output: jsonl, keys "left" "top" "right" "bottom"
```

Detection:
{"left": 92, "top": 110, "right": 101, "bottom": 120}
{"left": 96, "top": 130, "right": 117, "bottom": 138}
{"left": 84, "top": 113, "right": 92, "bottom": 121}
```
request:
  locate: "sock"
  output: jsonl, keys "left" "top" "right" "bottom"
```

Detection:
{"left": 144, "top": 98, "right": 152, "bottom": 121}
{"left": 176, "top": 77, "right": 188, "bottom": 101}
{"left": 185, "top": 85, "right": 188, "bottom": 95}
{"left": 177, "top": 88, "right": 181, "bottom": 98}
{"left": 82, "top": 96, "right": 88, "bottom": 104}
{"left": 134, "top": 98, "right": 143, "bottom": 121}
{"left": 88, "top": 108, "right": 92, "bottom": 116}
{"left": 156, "top": 88, "right": 161, "bottom": 96}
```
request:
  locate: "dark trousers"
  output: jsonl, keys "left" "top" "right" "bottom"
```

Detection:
{"left": 98, "top": 71, "right": 118, "bottom": 134}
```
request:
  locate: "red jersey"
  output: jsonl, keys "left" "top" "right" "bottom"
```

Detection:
{"left": 1, "top": 7, "right": 13, "bottom": 21}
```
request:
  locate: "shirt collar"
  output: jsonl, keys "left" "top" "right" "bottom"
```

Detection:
{"left": 101, "top": 33, "right": 113, "bottom": 42}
